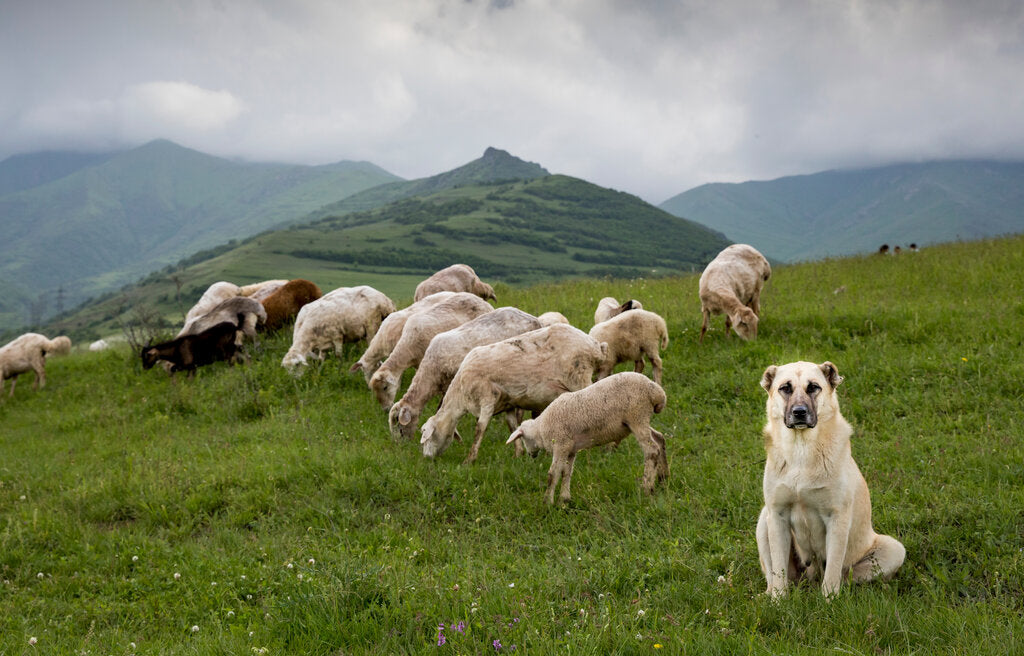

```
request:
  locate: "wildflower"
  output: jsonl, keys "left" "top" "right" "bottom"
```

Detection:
{"left": 655, "top": 644, "right": 663, "bottom": 649}
{"left": 191, "top": 625, "right": 199, "bottom": 633}
{"left": 717, "top": 575, "right": 726, "bottom": 584}
{"left": 637, "top": 609, "right": 646, "bottom": 617}
{"left": 493, "top": 639, "right": 503, "bottom": 650}
{"left": 508, "top": 582, "right": 514, "bottom": 588}
{"left": 37, "top": 572, "right": 44, "bottom": 579}
{"left": 227, "top": 611, "right": 235, "bottom": 618}
{"left": 456, "top": 621, "right": 466, "bottom": 633}
{"left": 132, "top": 556, "right": 139, "bottom": 562}
{"left": 636, "top": 633, "right": 642, "bottom": 640}
{"left": 453, "top": 583, "right": 460, "bottom": 591}
{"left": 286, "top": 562, "right": 294, "bottom": 569}
{"left": 130, "top": 642, "right": 136, "bottom": 650}
{"left": 29, "top": 637, "right": 38, "bottom": 646}
{"left": 308, "top": 558, "right": 315, "bottom": 565}
{"left": 297, "top": 573, "right": 304, "bottom": 581}
{"left": 174, "top": 572, "right": 181, "bottom": 580}
{"left": 962, "top": 357, "right": 968, "bottom": 362}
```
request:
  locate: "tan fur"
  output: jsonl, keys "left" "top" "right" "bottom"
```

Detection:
{"left": 757, "top": 361, "right": 905, "bottom": 598}
{"left": 588, "top": 308, "right": 668, "bottom": 384}
{"left": 184, "top": 281, "right": 242, "bottom": 324}
{"left": 593, "top": 297, "right": 642, "bottom": 325}
{"left": 238, "top": 279, "right": 288, "bottom": 301}
{"left": 0, "top": 333, "right": 71, "bottom": 397}
{"left": 414, "top": 264, "right": 496, "bottom": 302}
{"left": 259, "top": 279, "right": 323, "bottom": 331}
{"left": 699, "top": 244, "right": 770, "bottom": 342}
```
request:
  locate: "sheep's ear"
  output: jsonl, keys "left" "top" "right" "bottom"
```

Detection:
{"left": 398, "top": 406, "right": 412, "bottom": 426}
{"left": 760, "top": 365, "right": 777, "bottom": 393}
{"left": 599, "top": 342, "right": 609, "bottom": 357}
{"left": 506, "top": 427, "right": 523, "bottom": 445}
{"left": 349, "top": 361, "right": 362, "bottom": 373}
{"left": 819, "top": 361, "right": 844, "bottom": 389}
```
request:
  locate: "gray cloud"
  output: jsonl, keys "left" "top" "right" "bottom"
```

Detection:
{"left": 2, "top": 0, "right": 1022, "bottom": 202}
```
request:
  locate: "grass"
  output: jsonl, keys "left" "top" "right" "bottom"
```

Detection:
{"left": 1, "top": 236, "right": 1023, "bottom": 654}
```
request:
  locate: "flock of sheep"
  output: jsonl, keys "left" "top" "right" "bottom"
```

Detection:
{"left": 1, "top": 248, "right": 772, "bottom": 506}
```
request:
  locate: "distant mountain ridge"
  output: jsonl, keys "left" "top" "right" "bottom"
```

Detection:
{"left": 659, "top": 160, "right": 1024, "bottom": 262}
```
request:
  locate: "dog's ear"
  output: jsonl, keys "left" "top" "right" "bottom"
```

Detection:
{"left": 820, "top": 361, "right": 844, "bottom": 389}
{"left": 760, "top": 365, "right": 777, "bottom": 393}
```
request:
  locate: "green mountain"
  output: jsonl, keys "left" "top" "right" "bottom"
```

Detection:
{"left": 50, "top": 174, "right": 730, "bottom": 341}
{"left": 659, "top": 160, "right": 1024, "bottom": 262}
{"left": 0, "top": 140, "right": 401, "bottom": 329}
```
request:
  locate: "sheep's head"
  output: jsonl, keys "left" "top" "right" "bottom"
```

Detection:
{"left": 730, "top": 307, "right": 759, "bottom": 341}
{"left": 506, "top": 419, "right": 543, "bottom": 457}
{"left": 370, "top": 369, "right": 400, "bottom": 409}
{"left": 388, "top": 402, "right": 419, "bottom": 441}
{"left": 281, "top": 351, "right": 308, "bottom": 378}
{"left": 477, "top": 282, "right": 497, "bottom": 302}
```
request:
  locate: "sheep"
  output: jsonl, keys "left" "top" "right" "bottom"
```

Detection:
{"left": 537, "top": 311, "right": 570, "bottom": 326}
{"left": 0, "top": 333, "right": 72, "bottom": 397}
{"left": 588, "top": 308, "right": 669, "bottom": 384}
{"left": 89, "top": 339, "right": 110, "bottom": 352}
{"left": 419, "top": 323, "right": 608, "bottom": 464}
{"left": 388, "top": 307, "right": 541, "bottom": 440}
{"left": 506, "top": 372, "right": 668, "bottom": 505}
{"left": 177, "top": 296, "right": 267, "bottom": 345}
{"left": 282, "top": 285, "right": 396, "bottom": 377}
{"left": 350, "top": 291, "right": 458, "bottom": 385}
{"left": 184, "top": 281, "right": 242, "bottom": 325}
{"left": 878, "top": 244, "right": 890, "bottom": 255}
{"left": 414, "top": 264, "right": 497, "bottom": 302}
{"left": 141, "top": 321, "right": 242, "bottom": 378}
{"left": 368, "top": 293, "right": 493, "bottom": 409}
{"left": 239, "top": 279, "right": 288, "bottom": 301}
{"left": 698, "top": 244, "right": 771, "bottom": 342}
{"left": 260, "top": 279, "right": 323, "bottom": 331}
{"left": 593, "top": 297, "right": 643, "bottom": 325}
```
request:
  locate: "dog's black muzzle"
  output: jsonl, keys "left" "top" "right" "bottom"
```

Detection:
{"left": 785, "top": 403, "right": 816, "bottom": 429}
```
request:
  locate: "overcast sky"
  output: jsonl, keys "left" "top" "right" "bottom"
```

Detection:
{"left": 2, "top": 0, "right": 1022, "bottom": 202}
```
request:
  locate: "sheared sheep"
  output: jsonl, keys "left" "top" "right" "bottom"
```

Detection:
{"left": 1, "top": 333, "right": 72, "bottom": 397}
{"left": 537, "top": 311, "right": 570, "bottom": 326}
{"left": 506, "top": 372, "right": 668, "bottom": 504}
{"left": 699, "top": 244, "right": 771, "bottom": 342}
{"left": 593, "top": 297, "right": 643, "bottom": 325}
{"left": 588, "top": 308, "right": 669, "bottom": 384}
{"left": 419, "top": 323, "right": 608, "bottom": 464}
{"left": 388, "top": 307, "right": 541, "bottom": 440}
{"left": 260, "top": 279, "right": 323, "bottom": 331}
{"left": 239, "top": 279, "right": 288, "bottom": 301}
{"left": 177, "top": 296, "right": 267, "bottom": 345}
{"left": 414, "top": 264, "right": 497, "bottom": 302}
{"left": 282, "top": 285, "right": 396, "bottom": 377}
{"left": 184, "top": 282, "right": 242, "bottom": 325}
{"left": 141, "top": 321, "right": 242, "bottom": 378}
{"left": 89, "top": 339, "right": 110, "bottom": 352}
{"left": 369, "top": 293, "right": 493, "bottom": 409}
{"left": 350, "top": 291, "right": 457, "bottom": 385}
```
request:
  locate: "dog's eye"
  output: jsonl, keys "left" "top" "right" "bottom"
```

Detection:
{"left": 806, "top": 382, "right": 821, "bottom": 394}
{"left": 778, "top": 382, "right": 793, "bottom": 394}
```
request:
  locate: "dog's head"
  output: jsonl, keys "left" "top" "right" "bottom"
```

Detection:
{"left": 760, "top": 361, "right": 843, "bottom": 430}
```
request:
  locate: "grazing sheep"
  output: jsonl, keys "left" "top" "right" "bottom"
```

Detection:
{"left": 177, "top": 296, "right": 267, "bottom": 344}
{"left": 350, "top": 291, "right": 457, "bottom": 384}
{"left": 414, "top": 264, "right": 497, "bottom": 302}
{"left": 593, "top": 297, "right": 643, "bottom": 325}
{"left": 909, "top": 243, "right": 919, "bottom": 252}
{"left": 89, "top": 339, "right": 110, "bottom": 352}
{"left": 282, "top": 285, "right": 396, "bottom": 377}
{"left": 588, "top": 309, "right": 669, "bottom": 384}
{"left": 369, "top": 293, "right": 493, "bottom": 409}
{"left": 388, "top": 307, "right": 541, "bottom": 440}
{"left": 537, "top": 311, "right": 570, "bottom": 326}
{"left": 419, "top": 323, "right": 608, "bottom": 464}
{"left": 0, "top": 333, "right": 71, "bottom": 397}
{"left": 699, "top": 244, "right": 771, "bottom": 342}
{"left": 260, "top": 279, "right": 323, "bottom": 331}
{"left": 141, "top": 321, "right": 242, "bottom": 378}
{"left": 506, "top": 372, "right": 668, "bottom": 505}
{"left": 239, "top": 279, "right": 288, "bottom": 301}
{"left": 893, "top": 245, "right": 903, "bottom": 255}
{"left": 878, "top": 244, "right": 890, "bottom": 255}
{"left": 184, "top": 282, "right": 242, "bottom": 324}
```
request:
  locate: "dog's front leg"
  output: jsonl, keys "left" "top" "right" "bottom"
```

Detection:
{"left": 765, "top": 504, "right": 793, "bottom": 597}
{"left": 821, "top": 509, "right": 853, "bottom": 597}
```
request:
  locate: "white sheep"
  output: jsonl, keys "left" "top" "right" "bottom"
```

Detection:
{"left": 388, "top": 307, "right": 541, "bottom": 440}
{"left": 506, "top": 372, "right": 668, "bottom": 504}
{"left": 536, "top": 311, "right": 570, "bottom": 326}
{"left": 0, "top": 333, "right": 72, "bottom": 397}
{"left": 588, "top": 308, "right": 669, "bottom": 384}
{"left": 350, "top": 291, "right": 457, "bottom": 385}
{"left": 593, "top": 297, "right": 643, "bottom": 325}
{"left": 282, "top": 285, "right": 396, "bottom": 377}
{"left": 419, "top": 323, "right": 608, "bottom": 464}
{"left": 89, "top": 339, "right": 110, "bottom": 352}
{"left": 184, "top": 281, "right": 242, "bottom": 325}
{"left": 414, "top": 264, "right": 497, "bottom": 302}
{"left": 239, "top": 279, "right": 288, "bottom": 301}
{"left": 369, "top": 293, "right": 494, "bottom": 409}
{"left": 177, "top": 296, "right": 267, "bottom": 345}
{"left": 699, "top": 244, "right": 771, "bottom": 342}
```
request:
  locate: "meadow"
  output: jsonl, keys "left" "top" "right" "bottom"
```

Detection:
{"left": 1, "top": 236, "right": 1023, "bottom": 654}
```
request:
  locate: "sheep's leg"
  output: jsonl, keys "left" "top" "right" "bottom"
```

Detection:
{"left": 750, "top": 290, "right": 762, "bottom": 316}
{"left": 724, "top": 315, "right": 733, "bottom": 337}
{"left": 504, "top": 410, "right": 524, "bottom": 457}
{"left": 463, "top": 405, "right": 494, "bottom": 465}
{"left": 699, "top": 309, "right": 710, "bottom": 343}
{"left": 650, "top": 428, "right": 669, "bottom": 482}
{"left": 545, "top": 454, "right": 564, "bottom": 505}
{"left": 647, "top": 351, "right": 664, "bottom": 385}
{"left": 33, "top": 361, "right": 45, "bottom": 390}
{"left": 633, "top": 359, "right": 645, "bottom": 374}
{"left": 557, "top": 452, "right": 577, "bottom": 504}
{"left": 631, "top": 420, "right": 663, "bottom": 493}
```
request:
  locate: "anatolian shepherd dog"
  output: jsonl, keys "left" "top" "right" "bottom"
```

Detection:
{"left": 757, "top": 361, "right": 905, "bottom": 597}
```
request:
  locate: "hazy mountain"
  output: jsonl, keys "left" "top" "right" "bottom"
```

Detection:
{"left": 659, "top": 160, "right": 1024, "bottom": 262}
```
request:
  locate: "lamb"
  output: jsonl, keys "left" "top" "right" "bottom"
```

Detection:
{"left": 505, "top": 372, "right": 668, "bottom": 505}
{"left": 419, "top": 323, "right": 608, "bottom": 464}
{"left": 588, "top": 309, "right": 669, "bottom": 384}
{"left": 282, "top": 285, "right": 396, "bottom": 377}
{"left": 350, "top": 291, "right": 457, "bottom": 385}
{"left": 537, "top": 311, "right": 570, "bottom": 326}
{"left": 184, "top": 281, "right": 242, "bottom": 325}
{"left": 388, "top": 307, "right": 541, "bottom": 440}
{"left": 414, "top": 264, "right": 497, "bottom": 302}
{"left": 698, "top": 244, "right": 771, "bottom": 342}
{"left": 0, "top": 333, "right": 72, "bottom": 397}
{"left": 239, "top": 279, "right": 288, "bottom": 301}
{"left": 177, "top": 296, "right": 267, "bottom": 344}
{"left": 141, "top": 321, "right": 242, "bottom": 378}
{"left": 593, "top": 297, "right": 643, "bottom": 325}
{"left": 260, "top": 279, "right": 323, "bottom": 331}
{"left": 368, "top": 293, "right": 494, "bottom": 409}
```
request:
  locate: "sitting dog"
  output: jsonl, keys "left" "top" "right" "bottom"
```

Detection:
{"left": 756, "top": 361, "right": 905, "bottom": 597}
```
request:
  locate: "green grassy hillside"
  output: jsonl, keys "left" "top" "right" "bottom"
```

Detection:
{"left": 46, "top": 174, "right": 729, "bottom": 342}
{"left": 2, "top": 236, "right": 1022, "bottom": 653}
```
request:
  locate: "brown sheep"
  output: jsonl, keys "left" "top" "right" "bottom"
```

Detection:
{"left": 260, "top": 279, "right": 323, "bottom": 331}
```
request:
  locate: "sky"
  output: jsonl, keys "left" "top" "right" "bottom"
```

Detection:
{"left": 2, "top": 0, "right": 1023, "bottom": 203}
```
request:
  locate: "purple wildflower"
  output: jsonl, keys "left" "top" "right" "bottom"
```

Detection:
{"left": 493, "top": 638, "right": 503, "bottom": 650}
{"left": 437, "top": 624, "right": 446, "bottom": 647}
{"left": 456, "top": 621, "right": 466, "bottom": 634}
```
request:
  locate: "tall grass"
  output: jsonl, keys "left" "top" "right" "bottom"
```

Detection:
{"left": 2, "top": 237, "right": 1023, "bottom": 654}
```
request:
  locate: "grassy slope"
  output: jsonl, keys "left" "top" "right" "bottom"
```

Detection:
{"left": 1, "top": 237, "right": 1023, "bottom": 653}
